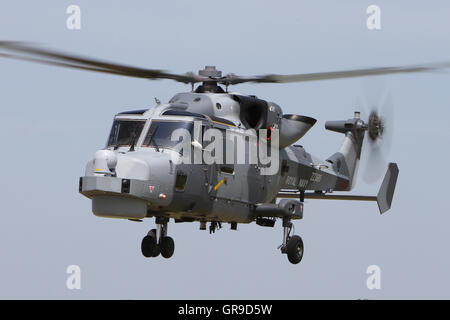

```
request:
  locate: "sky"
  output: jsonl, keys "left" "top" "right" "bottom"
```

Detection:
{"left": 0, "top": 0, "right": 449, "bottom": 299}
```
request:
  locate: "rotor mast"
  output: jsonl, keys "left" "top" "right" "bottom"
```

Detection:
{"left": 194, "top": 66, "right": 225, "bottom": 93}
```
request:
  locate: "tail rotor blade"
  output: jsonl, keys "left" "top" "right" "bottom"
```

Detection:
{"left": 359, "top": 79, "right": 395, "bottom": 184}
{"left": 379, "top": 92, "right": 394, "bottom": 153}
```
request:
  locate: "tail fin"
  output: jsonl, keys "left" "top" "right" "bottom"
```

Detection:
{"left": 325, "top": 113, "right": 365, "bottom": 191}
{"left": 377, "top": 163, "right": 399, "bottom": 214}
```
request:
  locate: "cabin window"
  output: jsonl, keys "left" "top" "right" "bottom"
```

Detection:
{"left": 175, "top": 173, "right": 188, "bottom": 191}
{"left": 220, "top": 165, "right": 234, "bottom": 175}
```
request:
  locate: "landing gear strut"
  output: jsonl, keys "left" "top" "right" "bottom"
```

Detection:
{"left": 209, "top": 221, "right": 222, "bottom": 234}
{"left": 280, "top": 216, "right": 304, "bottom": 265}
{"left": 141, "top": 217, "right": 175, "bottom": 259}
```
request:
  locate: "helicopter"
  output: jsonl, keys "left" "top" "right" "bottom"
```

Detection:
{"left": 3, "top": 42, "right": 448, "bottom": 264}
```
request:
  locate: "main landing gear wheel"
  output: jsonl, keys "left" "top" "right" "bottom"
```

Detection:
{"left": 141, "top": 229, "right": 160, "bottom": 258}
{"left": 280, "top": 216, "right": 304, "bottom": 265}
{"left": 286, "top": 235, "right": 304, "bottom": 264}
{"left": 159, "top": 236, "right": 175, "bottom": 258}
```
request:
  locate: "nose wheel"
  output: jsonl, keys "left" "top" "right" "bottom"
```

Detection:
{"left": 141, "top": 218, "right": 175, "bottom": 259}
{"left": 159, "top": 236, "right": 175, "bottom": 258}
{"left": 141, "top": 229, "right": 160, "bottom": 257}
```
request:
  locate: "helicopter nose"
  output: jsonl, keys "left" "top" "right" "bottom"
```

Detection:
{"left": 114, "top": 154, "right": 151, "bottom": 180}
{"left": 93, "top": 150, "right": 118, "bottom": 176}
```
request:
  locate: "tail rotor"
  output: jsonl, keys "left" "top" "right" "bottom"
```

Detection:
{"left": 358, "top": 80, "right": 395, "bottom": 184}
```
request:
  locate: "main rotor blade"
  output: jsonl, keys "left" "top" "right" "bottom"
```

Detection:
{"left": 222, "top": 62, "right": 450, "bottom": 85}
{"left": 0, "top": 41, "right": 200, "bottom": 83}
{"left": 0, "top": 52, "right": 133, "bottom": 77}
{"left": 3, "top": 41, "right": 449, "bottom": 86}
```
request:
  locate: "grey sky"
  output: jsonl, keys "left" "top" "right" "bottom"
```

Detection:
{"left": 0, "top": 0, "right": 449, "bottom": 299}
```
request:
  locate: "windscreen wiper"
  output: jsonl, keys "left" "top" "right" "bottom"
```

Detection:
{"left": 129, "top": 132, "right": 137, "bottom": 152}
{"left": 147, "top": 125, "right": 160, "bottom": 152}
{"left": 113, "top": 128, "right": 120, "bottom": 150}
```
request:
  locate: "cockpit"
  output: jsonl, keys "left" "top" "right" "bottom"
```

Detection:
{"left": 106, "top": 117, "right": 196, "bottom": 151}
{"left": 142, "top": 120, "right": 194, "bottom": 150}
{"left": 107, "top": 119, "right": 146, "bottom": 148}
{"left": 106, "top": 105, "right": 238, "bottom": 152}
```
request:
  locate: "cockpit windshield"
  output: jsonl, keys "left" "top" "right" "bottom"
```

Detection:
{"left": 107, "top": 119, "right": 146, "bottom": 148}
{"left": 143, "top": 120, "right": 194, "bottom": 150}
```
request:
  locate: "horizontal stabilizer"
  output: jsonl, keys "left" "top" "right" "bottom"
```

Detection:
{"left": 277, "top": 163, "right": 399, "bottom": 214}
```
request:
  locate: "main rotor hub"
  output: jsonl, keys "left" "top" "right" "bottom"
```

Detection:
{"left": 194, "top": 66, "right": 225, "bottom": 93}
{"left": 198, "top": 66, "right": 222, "bottom": 78}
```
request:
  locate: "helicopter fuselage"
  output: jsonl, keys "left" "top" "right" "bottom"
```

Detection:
{"left": 79, "top": 91, "right": 350, "bottom": 224}
{"left": 0, "top": 42, "right": 402, "bottom": 263}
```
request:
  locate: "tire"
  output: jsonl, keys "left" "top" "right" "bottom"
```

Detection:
{"left": 141, "top": 233, "right": 160, "bottom": 258}
{"left": 159, "top": 236, "right": 175, "bottom": 259}
{"left": 286, "top": 235, "right": 304, "bottom": 264}
{"left": 148, "top": 229, "right": 160, "bottom": 257}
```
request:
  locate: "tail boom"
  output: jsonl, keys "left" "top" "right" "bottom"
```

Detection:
{"left": 325, "top": 115, "right": 366, "bottom": 191}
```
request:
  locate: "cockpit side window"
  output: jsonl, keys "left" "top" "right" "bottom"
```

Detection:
{"left": 107, "top": 119, "right": 146, "bottom": 148}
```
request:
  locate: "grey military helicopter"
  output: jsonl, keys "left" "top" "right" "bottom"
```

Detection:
{"left": 2, "top": 42, "right": 448, "bottom": 264}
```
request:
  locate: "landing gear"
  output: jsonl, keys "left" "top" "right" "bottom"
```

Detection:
{"left": 159, "top": 236, "right": 175, "bottom": 258}
{"left": 209, "top": 221, "right": 222, "bottom": 234}
{"left": 286, "top": 235, "right": 304, "bottom": 264}
{"left": 141, "top": 229, "right": 160, "bottom": 257}
{"left": 280, "top": 216, "right": 304, "bottom": 264}
{"left": 141, "top": 218, "right": 175, "bottom": 259}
